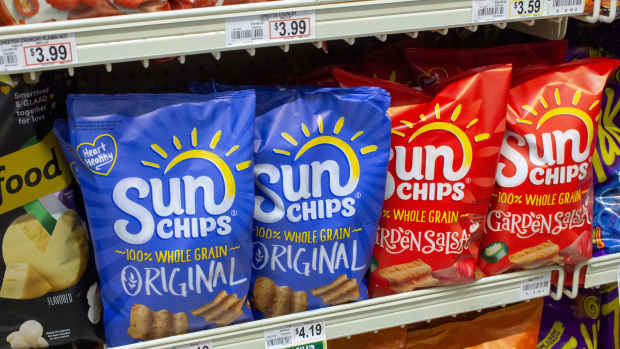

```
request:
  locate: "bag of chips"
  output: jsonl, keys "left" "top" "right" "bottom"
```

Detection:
{"left": 54, "top": 91, "right": 256, "bottom": 346}
{"left": 0, "top": 73, "right": 103, "bottom": 349}
{"left": 0, "top": 0, "right": 169, "bottom": 25}
{"left": 593, "top": 73, "right": 620, "bottom": 256}
{"left": 479, "top": 58, "right": 620, "bottom": 276}
{"left": 195, "top": 83, "right": 392, "bottom": 318}
{"left": 341, "top": 65, "right": 511, "bottom": 296}
{"left": 404, "top": 41, "right": 568, "bottom": 93}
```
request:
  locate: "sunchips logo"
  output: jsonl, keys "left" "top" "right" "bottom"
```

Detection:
{"left": 254, "top": 115, "right": 377, "bottom": 223}
{"left": 106, "top": 128, "right": 250, "bottom": 245}
{"left": 385, "top": 103, "right": 489, "bottom": 201}
{"left": 497, "top": 88, "right": 595, "bottom": 188}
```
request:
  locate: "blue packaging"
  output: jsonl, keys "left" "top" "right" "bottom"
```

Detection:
{"left": 193, "top": 83, "right": 391, "bottom": 318}
{"left": 53, "top": 92, "right": 256, "bottom": 346}
{"left": 593, "top": 80, "right": 620, "bottom": 256}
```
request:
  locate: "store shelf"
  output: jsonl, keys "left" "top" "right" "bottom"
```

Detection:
{"left": 0, "top": 0, "right": 570, "bottom": 73}
{"left": 113, "top": 266, "right": 563, "bottom": 349}
{"left": 584, "top": 254, "right": 620, "bottom": 288}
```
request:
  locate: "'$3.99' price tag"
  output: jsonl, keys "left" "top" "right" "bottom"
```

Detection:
{"left": 25, "top": 42, "right": 73, "bottom": 66}
{"left": 269, "top": 17, "right": 311, "bottom": 39}
{"left": 264, "top": 320, "right": 326, "bottom": 349}
{"left": 0, "top": 34, "right": 77, "bottom": 71}
{"left": 509, "top": 0, "right": 544, "bottom": 16}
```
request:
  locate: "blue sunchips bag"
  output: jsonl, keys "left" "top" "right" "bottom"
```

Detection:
{"left": 193, "top": 83, "right": 391, "bottom": 318}
{"left": 53, "top": 91, "right": 256, "bottom": 346}
{"left": 593, "top": 77, "right": 620, "bottom": 256}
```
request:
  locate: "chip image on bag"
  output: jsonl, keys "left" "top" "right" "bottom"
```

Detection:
{"left": 194, "top": 84, "right": 392, "bottom": 318}
{"left": 343, "top": 65, "right": 512, "bottom": 296}
{"left": 53, "top": 91, "right": 256, "bottom": 347}
{"left": 479, "top": 58, "right": 620, "bottom": 276}
{"left": 0, "top": 73, "right": 102, "bottom": 349}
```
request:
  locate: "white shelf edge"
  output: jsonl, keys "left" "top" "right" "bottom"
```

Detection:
{"left": 585, "top": 254, "right": 620, "bottom": 288}
{"left": 111, "top": 266, "right": 563, "bottom": 349}
{"left": 0, "top": 0, "right": 570, "bottom": 73}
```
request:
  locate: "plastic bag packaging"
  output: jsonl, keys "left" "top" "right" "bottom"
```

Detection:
{"left": 479, "top": 58, "right": 620, "bottom": 277}
{"left": 336, "top": 65, "right": 511, "bottom": 296}
{"left": 600, "top": 283, "right": 619, "bottom": 349}
{"left": 0, "top": 73, "right": 103, "bottom": 349}
{"left": 537, "top": 288, "right": 601, "bottom": 349}
{"left": 404, "top": 41, "right": 568, "bottom": 93}
{"left": 593, "top": 74, "right": 620, "bottom": 256}
{"left": 53, "top": 91, "right": 256, "bottom": 346}
{"left": 406, "top": 299, "right": 543, "bottom": 349}
{"left": 193, "top": 82, "right": 392, "bottom": 318}
{"left": 0, "top": 0, "right": 169, "bottom": 25}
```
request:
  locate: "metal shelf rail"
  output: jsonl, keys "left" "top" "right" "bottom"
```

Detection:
{"left": 0, "top": 0, "right": 570, "bottom": 74}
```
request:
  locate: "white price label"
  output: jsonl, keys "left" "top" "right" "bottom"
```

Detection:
{"left": 509, "top": 0, "right": 544, "bottom": 17}
{"left": 226, "top": 11, "right": 315, "bottom": 47}
{"left": 264, "top": 320, "right": 326, "bottom": 349}
{"left": 520, "top": 272, "right": 551, "bottom": 300}
{"left": 0, "top": 33, "right": 76, "bottom": 71}
{"left": 548, "top": 0, "right": 584, "bottom": 15}
{"left": 174, "top": 340, "right": 214, "bottom": 349}
{"left": 472, "top": 0, "right": 508, "bottom": 21}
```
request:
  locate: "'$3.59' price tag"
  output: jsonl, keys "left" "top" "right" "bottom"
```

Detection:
{"left": 264, "top": 320, "right": 326, "bottom": 349}
{"left": 509, "top": 0, "right": 544, "bottom": 16}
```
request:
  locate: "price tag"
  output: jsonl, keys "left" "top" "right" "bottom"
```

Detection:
{"left": 174, "top": 340, "right": 214, "bottom": 349}
{"left": 264, "top": 320, "right": 326, "bottom": 349}
{"left": 509, "top": 0, "right": 544, "bottom": 17}
{"left": 226, "top": 11, "right": 315, "bottom": 47}
{"left": 520, "top": 272, "right": 551, "bottom": 300}
{"left": 0, "top": 33, "right": 77, "bottom": 71}
{"left": 548, "top": 0, "right": 584, "bottom": 15}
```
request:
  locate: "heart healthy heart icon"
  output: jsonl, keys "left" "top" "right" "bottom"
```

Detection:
{"left": 77, "top": 134, "right": 118, "bottom": 176}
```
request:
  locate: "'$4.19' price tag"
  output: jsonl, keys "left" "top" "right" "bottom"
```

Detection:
{"left": 25, "top": 43, "right": 73, "bottom": 66}
{"left": 509, "top": 0, "right": 544, "bottom": 17}
{"left": 265, "top": 320, "right": 326, "bottom": 349}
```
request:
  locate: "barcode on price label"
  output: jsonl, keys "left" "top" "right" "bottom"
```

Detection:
{"left": 472, "top": 0, "right": 508, "bottom": 21}
{"left": 226, "top": 11, "right": 315, "bottom": 47}
{"left": 549, "top": 0, "right": 584, "bottom": 14}
{"left": 0, "top": 33, "right": 77, "bottom": 71}
{"left": 520, "top": 272, "right": 551, "bottom": 300}
{"left": 264, "top": 320, "right": 326, "bottom": 349}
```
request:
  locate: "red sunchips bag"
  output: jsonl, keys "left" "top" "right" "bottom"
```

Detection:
{"left": 479, "top": 58, "right": 620, "bottom": 277}
{"left": 405, "top": 41, "right": 568, "bottom": 93}
{"left": 332, "top": 65, "right": 512, "bottom": 297}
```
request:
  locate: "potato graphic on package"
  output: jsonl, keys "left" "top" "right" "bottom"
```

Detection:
{"left": 1, "top": 210, "right": 89, "bottom": 299}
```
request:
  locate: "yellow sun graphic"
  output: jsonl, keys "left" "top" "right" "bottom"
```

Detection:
{"left": 139, "top": 128, "right": 250, "bottom": 200}
{"left": 517, "top": 88, "right": 595, "bottom": 149}
{"left": 271, "top": 116, "right": 378, "bottom": 182}
{"left": 389, "top": 103, "right": 490, "bottom": 170}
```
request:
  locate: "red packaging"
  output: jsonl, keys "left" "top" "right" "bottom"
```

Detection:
{"left": 479, "top": 58, "right": 620, "bottom": 276}
{"left": 355, "top": 37, "right": 423, "bottom": 86}
{"left": 0, "top": 0, "right": 169, "bottom": 25}
{"left": 334, "top": 65, "right": 511, "bottom": 297}
{"left": 404, "top": 41, "right": 568, "bottom": 93}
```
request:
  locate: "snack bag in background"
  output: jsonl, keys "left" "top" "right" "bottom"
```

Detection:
{"left": 537, "top": 289, "right": 601, "bottom": 348}
{"left": 329, "top": 326, "right": 407, "bottom": 349}
{"left": 360, "top": 65, "right": 511, "bottom": 296}
{"left": 600, "top": 283, "right": 619, "bottom": 349}
{"left": 198, "top": 84, "right": 391, "bottom": 318}
{"left": 593, "top": 73, "right": 620, "bottom": 256}
{"left": 404, "top": 41, "right": 568, "bottom": 93}
{"left": 479, "top": 58, "right": 620, "bottom": 276}
{"left": 0, "top": 73, "right": 103, "bottom": 349}
{"left": 0, "top": 0, "right": 169, "bottom": 26}
{"left": 53, "top": 92, "right": 255, "bottom": 347}
{"left": 406, "top": 299, "right": 543, "bottom": 349}
{"left": 355, "top": 37, "right": 423, "bottom": 86}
